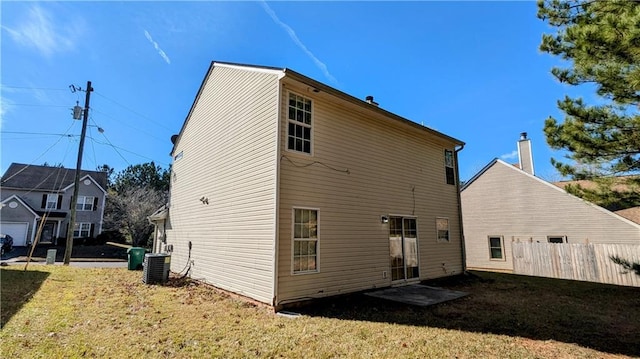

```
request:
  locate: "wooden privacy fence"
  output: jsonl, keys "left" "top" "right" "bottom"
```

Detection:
{"left": 512, "top": 242, "right": 640, "bottom": 287}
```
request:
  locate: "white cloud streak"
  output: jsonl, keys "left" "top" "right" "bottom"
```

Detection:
{"left": 144, "top": 30, "right": 171, "bottom": 65}
{"left": 3, "top": 5, "right": 79, "bottom": 57}
{"left": 500, "top": 150, "right": 519, "bottom": 161}
{"left": 259, "top": 1, "right": 337, "bottom": 85}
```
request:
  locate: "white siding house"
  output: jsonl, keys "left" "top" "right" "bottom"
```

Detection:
{"left": 461, "top": 134, "right": 640, "bottom": 272}
{"left": 163, "top": 62, "right": 465, "bottom": 308}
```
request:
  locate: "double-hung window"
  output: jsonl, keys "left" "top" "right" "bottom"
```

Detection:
{"left": 73, "top": 223, "right": 92, "bottom": 238}
{"left": 488, "top": 236, "right": 504, "bottom": 260}
{"left": 436, "top": 217, "right": 450, "bottom": 242}
{"left": 287, "top": 93, "right": 312, "bottom": 154}
{"left": 293, "top": 208, "right": 318, "bottom": 273}
{"left": 445, "top": 149, "right": 455, "bottom": 185}
{"left": 45, "top": 194, "right": 59, "bottom": 210}
{"left": 76, "top": 196, "right": 95, "bottom": 211}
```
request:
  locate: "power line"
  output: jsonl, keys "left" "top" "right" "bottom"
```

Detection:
{"left": 1, "top": 85, "right": 69, "bottom": 91}
{"left": 10, "top": 103, "right": 72, "bottom": 108}
{"left": 90, "top": 106, "right": 168, "bottom": 142}
{"left": 1, "top": 131, "right": 74, "bottom": 136}
{"left": 1, "top": 121, "right": 78, "bottom": 183}
{"left": 94, "top": 91, "right": 175, "bottom": 132}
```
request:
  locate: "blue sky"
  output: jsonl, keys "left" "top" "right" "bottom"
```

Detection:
{"left": 2, "top": 1, "right": 584, "bottom": 182}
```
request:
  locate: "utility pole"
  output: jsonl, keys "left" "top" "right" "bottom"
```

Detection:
{"left": 64, "top": 81, "right": 93, "bottom": 265}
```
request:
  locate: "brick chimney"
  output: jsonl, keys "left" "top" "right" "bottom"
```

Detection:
{"left": 517, "top": 132, "right": 534, "bottom": 175}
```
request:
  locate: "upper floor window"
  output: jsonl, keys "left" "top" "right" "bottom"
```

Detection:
{"left": 77, "top": 196, "right": 96, "bottom": 211}
{"left": 444, "top": 149, "right": 455, "bottom": 185}
{"left": 42, "top": 194, "right": 61, "bottom": 210}
{"left": 287, "top": 93, "right": 312, "bottom": 154}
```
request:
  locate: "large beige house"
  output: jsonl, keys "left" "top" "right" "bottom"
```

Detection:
{"left": 461, "top": 134, "right": 640, "bottom": 272}
{"left": 157, "top": 61, "right": 465, "bottom": 308}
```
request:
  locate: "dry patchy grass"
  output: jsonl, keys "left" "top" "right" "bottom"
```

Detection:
{"left": 1, "top": 267, "right": 638, "bottom": 358}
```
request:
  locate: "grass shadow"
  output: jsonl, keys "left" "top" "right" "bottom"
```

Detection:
{"left": 295, "top": 271, "right": 640, "bottom": 357}
{"left": 1, "top": 268, "right": 50, "bottom": 328}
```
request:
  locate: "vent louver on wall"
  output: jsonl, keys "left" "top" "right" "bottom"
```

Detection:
{"left": 143, "top": 253, "right": 171, "bottom": 284}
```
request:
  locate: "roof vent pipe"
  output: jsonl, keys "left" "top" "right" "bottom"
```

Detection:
{"left": 365, "top": 95, "right": 379, "bottom": 106}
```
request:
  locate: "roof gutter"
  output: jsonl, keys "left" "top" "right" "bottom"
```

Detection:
{"left": 283, "top": 69, "right": 464, "bottom": 146}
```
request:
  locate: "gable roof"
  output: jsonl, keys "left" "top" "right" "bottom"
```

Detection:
{"left": 171, "top": 61, "right": 464, "bottom": 155}
{"left": 615, "top": 207, "right": 640, "bottom": 225}
{"left": 1, "top": 163, "right": 108, "bottom": 192}
{"left": 461, "top": 158, "right": 640, "bottom": 229}
{"left": 1, "top": 194, "right": 41, "bottom": 219}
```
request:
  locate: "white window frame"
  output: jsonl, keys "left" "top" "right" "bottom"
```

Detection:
{"left": 73, "top": 222, "right": 91, "bottom": 238}
{"left": 436, "top": 217, "right": 450, "bottom": 242}
{"left": 444, "top": 149, "right": 455, "bottom": 185}
{"left": 46, "top": 194, "right": 58, "bottom": 210}
{"left": 488, "top": 235, "right": 505, "bottom": 261}
{"left": 286, "top": 92, "right": 313, "bottom": 155}
{"left": 292, "top": 207, "right": 319, "bottom": 274}
{"left": 76, "top": 196, "right": 95, "bottom": 211}
{"left": 547, "top": 235, "right": 567, "bottom": 244}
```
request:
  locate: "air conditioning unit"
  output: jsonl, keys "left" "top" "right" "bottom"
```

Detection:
{"left": 143, "top": 253, "right": 171, "bottom": 284}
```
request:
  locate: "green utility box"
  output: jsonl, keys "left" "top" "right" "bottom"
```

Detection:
{"left": 127, "top": 247, "right": 146, "bottom": 270}
{"left": 46, "top": 249, "right": 57, "bottom": 265}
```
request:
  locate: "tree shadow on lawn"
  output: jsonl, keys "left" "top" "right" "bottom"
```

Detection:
{"left": 295, "top": 271, "right": 640, "bottom": 357}
{"left": 0, "top": 268, "right": 50, "bottom": 328}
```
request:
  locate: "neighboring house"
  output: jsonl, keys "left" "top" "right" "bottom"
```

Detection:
{"left": 0, "top": 163, "right": 107, "bottom": 246}
{"left": 460, "top": 133, "right": 640, "bottom": 272}
{"left": 157, "top": 61, "right": 465, "bottom": 308}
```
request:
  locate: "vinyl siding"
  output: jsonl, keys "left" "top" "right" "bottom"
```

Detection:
{"left": 276, "top": 80, "right": 463, "bottom": 305}
{"left": 165, "top": 65, "right": 280, "bottom": 304}
{"left": 461, "top": 160, "right": 640, "bottom": 272}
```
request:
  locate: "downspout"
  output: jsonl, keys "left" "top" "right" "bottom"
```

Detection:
{"left": 272, "top": 75, "right": 285, "bottom": 308}
{"left": 454, "top": 144, "right": 467, "bottom": 274}
{"left": 98, "top": 191, "right": 107, "bottom": 235}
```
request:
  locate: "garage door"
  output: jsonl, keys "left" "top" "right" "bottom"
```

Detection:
{"left": 1, "top": 222, "right": 29, "bottom": 246}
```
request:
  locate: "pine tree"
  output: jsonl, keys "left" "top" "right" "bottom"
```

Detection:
{"left": 538, "top": 0, "right": 640, "bottom": 209}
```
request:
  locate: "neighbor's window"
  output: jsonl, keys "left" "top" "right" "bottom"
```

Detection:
{"left": 45, "top": 194, "right": 59, "bottom": 209}
{"left": 73, "top": 222, "right": 92, "bottom": 238}
{"left": 547, "top": 236, "right": 567, "bottom": 244}
{"left": 436, "top": 217, "right": 450, "bottom": 242}
{"left": 76, "top": 196, "right": 95, "bottom": 211}
{"left": 287, "top": 93, "right": 312, "bottom": 154}
{"left": 444, "top": 149, "right": 455, "bottom": 185}
{"left": 293, "top": 208, "right": 318, "bottom": 273}
{"left": 488, "top": 236, "right": 504, "bottom": 260}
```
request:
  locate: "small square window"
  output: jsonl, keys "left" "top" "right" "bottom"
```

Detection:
{"left": 489, "top": 236, "right": 504, "bottom": 260}
{"left": 436, "top": 217, "right": 449, "bottom": 242}
{"left": 547, "top": 236, "right": 567, "bottom": 243}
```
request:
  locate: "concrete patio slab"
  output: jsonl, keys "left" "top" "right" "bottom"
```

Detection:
{"left": 365, "top": 284, "right": 468, "bottom": 307}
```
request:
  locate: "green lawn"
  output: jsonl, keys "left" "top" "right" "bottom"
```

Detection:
{"left": 1, "top": 266, "right": 638, "bottom": 358}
